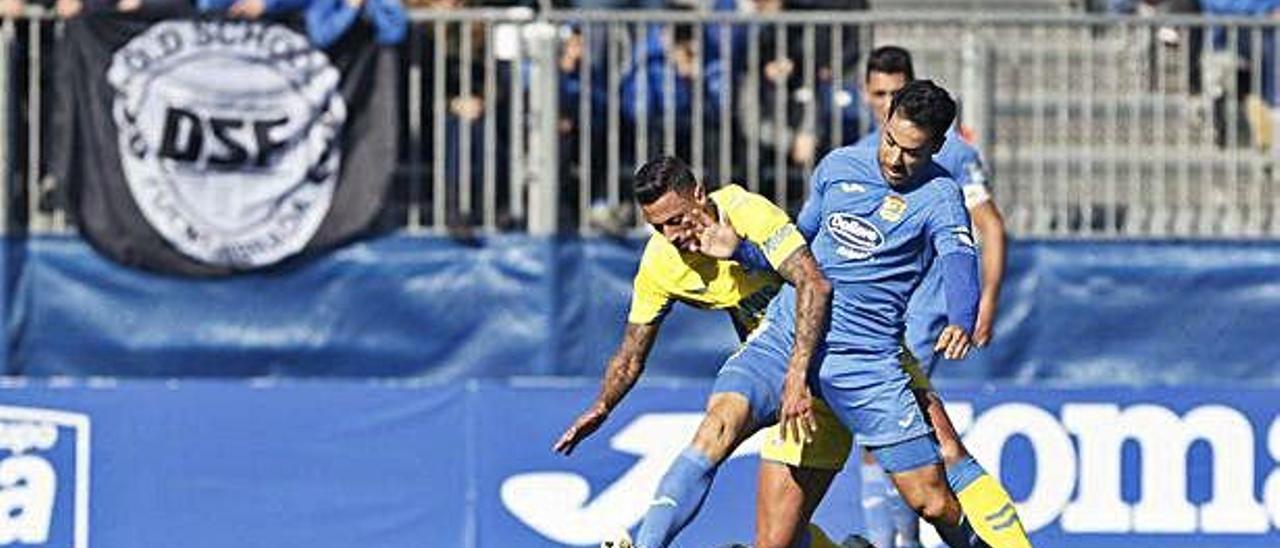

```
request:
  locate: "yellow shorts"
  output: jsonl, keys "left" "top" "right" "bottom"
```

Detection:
{"left": 759, "top": 398, "right": 853, "bottom": 471}
{"left": 899, "top": 348, "right": 934, "bottom": 391}
{"left": 759, "top": 351, "right": 932, "bottom": 470}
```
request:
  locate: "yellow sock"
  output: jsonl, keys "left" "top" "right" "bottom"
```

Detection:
{"left": 806, "top": 523, "right": 840, "bottom": 548}
{"left": 957, "top": 474, "right": 1033, "bottom": 548}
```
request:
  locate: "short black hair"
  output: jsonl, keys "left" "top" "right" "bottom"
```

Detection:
{"left": 865, "top": 45, "right": 915, "bottom": 82}
{"left": 634, "top": 155, "right": 698, "bottom": 205}
{"left": 886, "top": 80, "right": 956, "bottom": 143}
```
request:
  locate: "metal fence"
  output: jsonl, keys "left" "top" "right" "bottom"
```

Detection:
{"left": 2, "top": 9, "right": 1277, "bottom": 238}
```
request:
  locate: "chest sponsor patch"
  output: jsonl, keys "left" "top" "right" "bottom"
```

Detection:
{"left": 826, "top": 212, "right": 884, "bottom": 260}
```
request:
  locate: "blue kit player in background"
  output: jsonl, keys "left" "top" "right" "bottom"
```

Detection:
{"left": 850, "top": 46, "right": 1020, "bottom": 548}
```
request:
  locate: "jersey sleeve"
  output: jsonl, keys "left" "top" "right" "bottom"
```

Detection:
{"left": 926, "top": 179, "right": 978, "bottom": 258}
{"left": 627, "top": 245, "right": 674, "bottom": 325}
{"left": 720, "top": 186, "right": 807, "bottom": 270}
{"left": 795, "top": 169, "right": 826, "bottom": 241}
{"left": 953, "top": 146, "right": 993, "bottom": 208}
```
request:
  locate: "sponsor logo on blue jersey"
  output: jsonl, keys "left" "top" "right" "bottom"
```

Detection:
{"left": 826, "top": 213, "right": 884, "bottom": 260}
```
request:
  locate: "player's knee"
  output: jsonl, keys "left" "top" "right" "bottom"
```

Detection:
{"left": 938, "top": 438, "right": 969, "bottom": 467}
{"left": 913, "top": 492, "right": 961, "bottom": 525}
{"left": 690, "top": 408, "right": 745, "bottom": 462}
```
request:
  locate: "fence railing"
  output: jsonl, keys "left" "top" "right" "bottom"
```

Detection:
{"left": 3, "top": 9, "right": 1277, "bottom": 238}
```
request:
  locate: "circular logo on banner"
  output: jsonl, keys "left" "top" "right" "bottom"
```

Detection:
{"left": 107, "top": 20, "right": 346, "bottom": 268}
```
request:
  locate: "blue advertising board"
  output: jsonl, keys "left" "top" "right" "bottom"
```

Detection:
{"left": 2, "top": 379, "right": 1279, "bottom": 547}
{"left": 5, "top": 236, "right": 1280, "bottom": 385}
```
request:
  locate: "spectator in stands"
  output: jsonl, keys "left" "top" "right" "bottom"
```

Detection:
{"left": 415, "top": 0, "right": 518, "bottom": 236}
{"left": 556, "top": 24, "right": 620, "bottom": 233}
{"left": 0, "top": 0, "right": 21, "bottom": 17}
{"left": 730, "top": 0, "right": 865, "bottom": 211}
{"left": 1200, "top": 0, "right": 1278, "bottom": 153}
{"left": 621, "top": 17, "right": 728, "bottom": 167}
{"left": 580, "top": 5, "right": 734, "bottom": 236}
{"left": 198, "top": 0, "right": 293, "bottom": 17}
{"left": 304, "top": 0, "right": 407, "bottom": 47}
{"left": 35, "top": 0, "right": 188, "bottom": 18}
{"left": 1103, "top": 0, "right": 1203, "bottom": 96}
{"left": 201, "top": 0, "right": 405, "bottom": 47}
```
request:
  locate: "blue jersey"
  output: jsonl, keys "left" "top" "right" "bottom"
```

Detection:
{"left": 767, "top": 145, "right": 976, "bottom": 357}
{"left": 858, "top": 127, "right": 991, "bottom": 365}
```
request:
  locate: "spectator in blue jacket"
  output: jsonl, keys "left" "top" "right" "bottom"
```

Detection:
{"left": 200, "top": 0, "right": 405, "bottom": 48}
{"left": 305, "top": 0, "right": 407, "bottom": 47}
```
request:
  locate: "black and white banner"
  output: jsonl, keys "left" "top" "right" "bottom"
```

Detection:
{"left": 58, "top": 15, "right": 397, "bottom": 276}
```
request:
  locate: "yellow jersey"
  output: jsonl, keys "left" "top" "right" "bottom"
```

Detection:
{"left": 625, "top": 184, "right": 863, "bottom": 471}
{"left": 627, "top": 184, "right": 807, "bottom": 337}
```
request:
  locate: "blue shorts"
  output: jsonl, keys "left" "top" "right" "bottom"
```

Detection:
{"left": 714, "top": 318, "right": 935, "bottom": 450}
{"left": 814, "top": 350, "right": 935, "bottom": 449}
{"left": 711, "top": 319, "right": 802, "bottom": 429}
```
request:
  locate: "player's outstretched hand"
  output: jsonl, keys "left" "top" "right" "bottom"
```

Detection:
{"left": 779, "top": 370, "right": 816, "bottom": 445}
{"left": 554, "top": 404, "right": 609, "bottom": 456}
{"left": 689, "top": 208, "right": 740, "bottom": 259}
{"left": 934, "top": 325, "right": 973, "bottom": 360}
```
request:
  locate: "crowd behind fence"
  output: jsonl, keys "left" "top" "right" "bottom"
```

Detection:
{"left": 2, "top": 8, "right": 1277, "bottom": 239}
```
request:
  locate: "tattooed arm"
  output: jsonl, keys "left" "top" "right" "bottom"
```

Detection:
{"left": 553, "top": 322, "right": 660, "bottom": 455}
{"left": 773, "top": 246, "right": 832, "bottom": 443}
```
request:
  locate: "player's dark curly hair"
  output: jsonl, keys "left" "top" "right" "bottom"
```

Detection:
{"left": 886, "top": 80, "right": 956, "bottom": 143}
{"left": 634, "top": 155, "right": 698, "bottom": 205}
{"left": 865, "top": 45, "right": 915, "bottom": 82}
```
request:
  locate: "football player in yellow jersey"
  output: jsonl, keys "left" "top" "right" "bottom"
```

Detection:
{"left": 553, "top": 156, "right": 848, "bottom": 548}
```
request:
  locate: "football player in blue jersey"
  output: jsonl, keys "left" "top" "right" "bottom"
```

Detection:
{"left": 730, "top": 50, "right": 1028, "bottom": 548}
{"left": 724, "top": 80, "right": 1018, "bottom": 547}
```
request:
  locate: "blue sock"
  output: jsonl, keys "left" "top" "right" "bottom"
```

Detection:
{"left": 859, "top": 463, "right": 895, "bottom": 548}
{"left": 863, "top": 462, "right": 923, "bottom": 548}
{"left": 634, "top": 448, "right": 717, "bottom": 548}
{"left": 945, "top": 455, "right": 986, "bottom": 494}
{"left": 888, "top": 493, "right": 923, "bottom": 547}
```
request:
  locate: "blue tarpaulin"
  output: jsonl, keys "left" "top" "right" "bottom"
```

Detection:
{"left": 1, "top": 235, "right": 1277, "bottom": 384}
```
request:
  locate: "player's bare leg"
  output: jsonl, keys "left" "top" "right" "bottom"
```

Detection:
{"left": 754, "top": 461, "right": 838, "bottom": 548}
{"left": 631, "top": 392, "right": 755, "bottom": 548}
{"left": 690, "top": 392, "right": 756, "bottom": 460}
{"left": 916, "top": 390, "right": 966, "bottom": 465}
{"left": 886, "top": 461, "right": 987, "bottom": 548}
{"left": 916, "top": 389, "right": 1031, "bottom": 547}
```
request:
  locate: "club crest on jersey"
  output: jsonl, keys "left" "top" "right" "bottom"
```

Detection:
{"left": 879, "top": 195, "right": 907, "bottom": 222}
{"left": 827, "top": 213, "right": 884, "bottom": 260}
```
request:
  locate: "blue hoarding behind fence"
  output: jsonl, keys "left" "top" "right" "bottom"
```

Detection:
{"left": 6, "top": 235, "right": 1280, "bottom": 385}
{"left": 2, "top": 380, "right": 1279, "bottom": 547}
